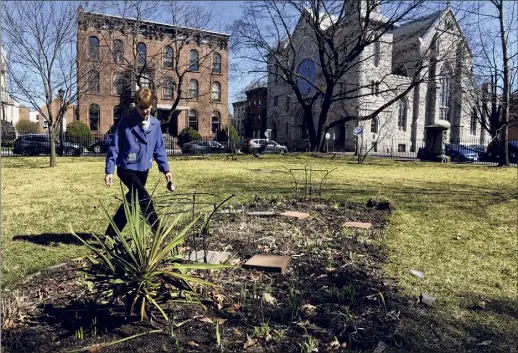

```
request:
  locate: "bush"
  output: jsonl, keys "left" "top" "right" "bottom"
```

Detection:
{"left": 15, "top": 120, "right": 40, "bottom": 134}
{"left": 216, "top": 125, "right": 239, "bottom": 143}
{"left": 65, "top": 120, "right": 92, "bottom": 146}
{"left": 178, "top": 127, "right": 202, "bottom": 147}
{"left": 71, "top": 190, "right": 231, "bottom": 321}
{"left": 1, "top": 120, "right": 16, "bottom": 146}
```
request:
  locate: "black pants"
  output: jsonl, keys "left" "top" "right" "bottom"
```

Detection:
{"left": 105, "top": 168, "right": 159, "bottom": 236}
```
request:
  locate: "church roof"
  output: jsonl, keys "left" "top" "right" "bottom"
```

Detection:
{"left": 393, "top": 10, "right": 444, "bottom": 39}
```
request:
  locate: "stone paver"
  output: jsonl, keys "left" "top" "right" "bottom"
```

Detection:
{"left": 243, "top": 254, "right": 291, "bottom": 274}
{"left": 187, "top": 250, "right": 231, "bottom": 264}
{"left": 409, "top": 269, "right": 424, "bottom": 279}
{"left": 420, "top": 293, "right": 436, "bottom": 306}
{"left": 343, "top": 221, "right": 372, "bottom": 230}
{"left": 280, "top": 211, "right": 311, "bottom": 220}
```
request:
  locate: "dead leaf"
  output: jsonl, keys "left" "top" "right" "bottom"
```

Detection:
{"left": 244, "top": 335, "right": 257, "bottom": 349}
{"left": 307, "top": 323, "right": 328, "bottom": 334}
{"left": 263, "top": 292, "right": 277, "bottom": 305}
{"left": 233, "top": 328, "right": 242, "bottom": 337}
{"left": 187, "top": 341, "right": 200, "bottom": 347}
{"left": 211, "top": 291, "right": 225, "bottom": 310}
{"left": 477, "top": 341, "right": 492, "bottom": 346}
{"left": 328, "top": 336, "right": 340, "bottom": 350}
{"left": 216, "top": 318, "right": 227, "bottom": 325}
{"left": 198, "top": 317, "right": 214, "bottom": 324}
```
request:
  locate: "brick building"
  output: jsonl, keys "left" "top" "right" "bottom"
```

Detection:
{"left": 77, "top": 9, "right": 229, "bottom": 137}
{"left": 243, "top": 86, "right": 267, "bottom": 139}
{"left": 232, "top": 100, "right": 246, "bottom": 137}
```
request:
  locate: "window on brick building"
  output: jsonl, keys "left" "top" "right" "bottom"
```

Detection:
{"left": 163, "top": 46, "right": 173, "bottom": 68}
{"left": 188, "top": 109, "right": 198, "bottom": 131}
{"left": 189, "top": 79, "right": 199, "bottom": 98}
{"left": 189, "top": 49, "right": 199, "bottom": 71}
{"left": 113, "top": 39, "right": 124, "bottom": 63}
{"left": 212, "top": 81, "right": 221, "bottom": 101}
{"left": 212, "top": 52, "right": 221, "bottom": 73}
{"left": 88, "top": 70, "right": 100, "bottom": 93}
{"left": 371, "top": 117, "right": 378, "bottom": 133}
{"left": 89, "top": 104, "right": 100, "bottom": 130}
{"left": 113, "top": 105, "right": 123, "bottom": 125}
{"left": 137, "top": 42, "right": 146, "bottom": 66}
{"left": 138, "top": 72, "right": 152, "bottom": 89}
{"left": 113, "top": 72, "right": 124, "bottom": 95}
{"left": 163, "top": 78, "right": 175, "bottom": 99}
{"left": 88, "top": 36, "right": 99, "bottom": 60}
{"left": 211, "top": 111, "right": 220, "bottom": 134}
{"left": 398, "top": 98, "right": 408, "bottom": 132}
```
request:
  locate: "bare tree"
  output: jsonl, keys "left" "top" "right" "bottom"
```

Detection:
{"left": 458, "top": 0, "right": 517, "bottom": 166}
{"left": 90, "top": 0, "right": 226, "bottom": 134}
{"left": 2, "top": 1, "right": 105, "bottom": 167}
{"left": 231, "top": 0, "right": 472, "bottom": 151}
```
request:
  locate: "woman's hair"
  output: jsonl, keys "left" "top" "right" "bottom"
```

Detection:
{"left": 134, "top": 88, "right": 154, "bottom": 108}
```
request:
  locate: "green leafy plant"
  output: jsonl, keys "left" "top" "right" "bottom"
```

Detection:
{"left": 15, "top": 120, "right": 40, "bottom": 134}
{"left": 178, "top": 127, "right": 202, "bottom": 147}
{"left": 71, "top": 189, "right": 231, "bottom": 321}
{"left": 299, "top": 330, "right": 318, "bottom": 353}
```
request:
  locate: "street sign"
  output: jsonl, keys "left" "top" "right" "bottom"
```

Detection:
{"left": 325, "top": 132, "right": 331, "bottom": 140}
{"left": 353, "top": 127, "right": 363, "bottom": 135}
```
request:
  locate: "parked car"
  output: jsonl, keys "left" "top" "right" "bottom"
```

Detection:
{"left": 486, "top": 140, "right": 518, "bottom": 163}
{"left": 13, "top": 134, "right": 85, "bottom": 156}
{"left": 241, "top": 138, "right": 288, "bottom": 154}
{"left": 181, "top": 140, "right": 227, "bottom": 155}
{"left": 88, "top": 133, "right": 114, "bottom": 153}
{"left": 462, "top": 144, "right": 491, "bottom": 162}
{"left": 444, "top": 143, "right": 479, "bottom": 163}
{"left": 292, "top": 139, "right": 310, "bottom": 152}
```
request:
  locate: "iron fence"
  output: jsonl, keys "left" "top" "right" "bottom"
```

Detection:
{"left": 1, "top": 133, "right": 516, "bottom": 166}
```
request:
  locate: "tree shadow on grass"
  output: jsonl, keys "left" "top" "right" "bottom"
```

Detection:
{"left": 12, "top": 232, "right": 92, "bottom": 246}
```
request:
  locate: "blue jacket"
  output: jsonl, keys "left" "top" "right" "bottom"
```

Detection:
{"left": 105, "top": 112, "right": 170, "bottom": 174}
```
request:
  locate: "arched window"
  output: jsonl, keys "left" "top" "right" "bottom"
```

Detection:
{"left": 89, "top": 104, "right": 100, "bottom": 130}
{"left": 211, "top": 111, "right": 220, "bottom": 134}
{"left": 113, "top": 72, "right": 124, "bottom": 95}
{"left": 113, "top": 105, "right": 123, "bottom": 125}
{"left": 189, "top": 49, "right": 199, "bottom": 70}
{"left": 470, "top": 108, "right": 477, "bottom": 135}
{"left": 137, "top": 42, "right": 147, "bottom": 66}
{"left": 188, "top": 109, "right": 198, "bottom": 131}
{"left": 212, "top": 52, "right": 221, "bottom": 73}
{"left": 87, "top": 70, "right": 100, "bottom": 93}
{"left": 373, "top": 37, "right": 380, "bottom": 67}
{"left": 371, "top": 117, "right": 378, "bottom": 133}
{"left": 188, "top": 79, "right": 199, "bottom": 98}
{"left": 439, "top": 67, "right": 452, "bottom": 121}
{"left": 113, "top": 39, "right": 124, "bottom": 63}
{"left": 163, "top": 78, "right": 175, "bottom": 99}
{"left": 88, "top": 36, "right": 100, "bottom": 60}
{"left": 211, "top": 81, "right": 221, "bottom": 101}
{"left": 163, "top": 46, "right": 173, "bottom": 68}
{"left": 398, "top": 98, "right": 408, "bottom": 132}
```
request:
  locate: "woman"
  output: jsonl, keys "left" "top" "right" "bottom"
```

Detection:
{"left": 104, "top": 88, "right": 172, "bottom": 236}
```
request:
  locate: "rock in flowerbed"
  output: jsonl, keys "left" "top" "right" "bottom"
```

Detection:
{"left": 2, "top": 197, "right": 400, "bottom": 353}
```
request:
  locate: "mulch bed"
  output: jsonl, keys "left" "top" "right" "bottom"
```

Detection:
{"left": 2, "top": 197, "right": 409, "bottom": 353}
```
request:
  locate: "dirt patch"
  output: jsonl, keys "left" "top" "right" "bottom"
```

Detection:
{"left": 3, "top": 198, "right": 404, "bottom": 353}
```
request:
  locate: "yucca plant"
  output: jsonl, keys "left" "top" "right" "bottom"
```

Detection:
{"left": 71, "top": 188, "right": 231, "bottom": 321}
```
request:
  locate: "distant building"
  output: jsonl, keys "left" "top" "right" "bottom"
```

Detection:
{"left": 77, "top": 9, "right": 229, "bottom": 137}
{"left": 244, "top": 86, "right": 267, "bottom": 139}
{"left": 232, "top": 100, "right": 246, "bottom": 136}
{"left": 1, "top": 47, "right": 20, "bottom": 128}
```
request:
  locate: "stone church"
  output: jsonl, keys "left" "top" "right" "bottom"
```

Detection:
{"left": 266, "top": 1, "right": 483, "bottom": 153}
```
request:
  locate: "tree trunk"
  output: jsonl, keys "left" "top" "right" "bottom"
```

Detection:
{"left": 497, "top": 0, "right": 510, "bottom": 166}
{"left": 49, "top": 126, "right": 57, "bottom": 167}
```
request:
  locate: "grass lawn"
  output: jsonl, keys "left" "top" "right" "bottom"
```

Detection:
{"left": 1, "top": 154, "right": 517, "bottom": 351}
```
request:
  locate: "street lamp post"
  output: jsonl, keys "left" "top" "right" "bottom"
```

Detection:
{"left": 58, "top": 88, "right": 65, "bottom": 156}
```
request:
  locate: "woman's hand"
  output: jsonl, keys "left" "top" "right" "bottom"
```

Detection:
{"left": 105, "top": 174, "right": 113, "bottom": 188}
